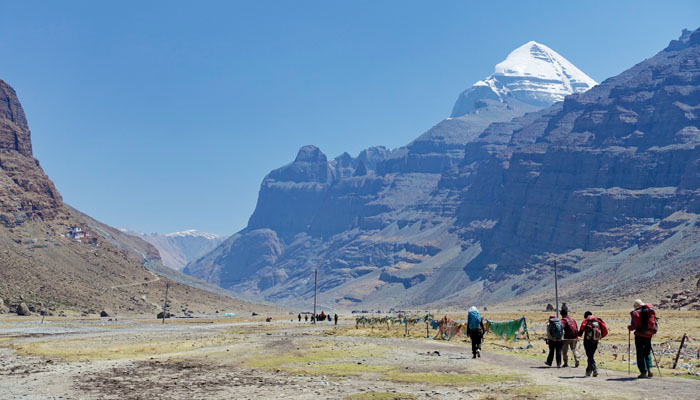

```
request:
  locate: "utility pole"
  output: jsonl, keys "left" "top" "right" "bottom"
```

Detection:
{"left": 162, "top": 282, "right": 169, "bottom": 324}
{"left": 312, "top": 269, "right": 318, "bottom": 324}
{"left": 554, "top": 260, "right": 559, "bottom": 319}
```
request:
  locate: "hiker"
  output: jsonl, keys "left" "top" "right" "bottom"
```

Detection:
{"left": 467, "top": 306, "right": 485, "bottom": 358}
{"left": 334, "top": 313, "right": 338, "bottom": 326}
{"left": 578, "top": 310, "right": 608, "bottom": 377}
{"left": 305, "top": 314, "right": 308, "bottom": 322}
{"left": 628, "top": 299, "right": 657, "bottom": 378}
{"left": 298, "top": 313, "right": 301, "bottom": 322}
{"left": 545, "top": 315, "right": 563, "bottom": 367}
{"left": 560, "top": 304, "right": 579, "bottom": 368}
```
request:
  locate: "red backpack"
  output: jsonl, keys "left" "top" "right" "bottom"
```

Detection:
{"left": 562, "top": 316, "right": 578, "bottom": 339}
{"left": 640, "top": 305, "right": 658, "bottom": 336}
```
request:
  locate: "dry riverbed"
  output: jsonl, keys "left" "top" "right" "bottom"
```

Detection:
{"left": 0, "top": 313, "right": 698, "bottom": 399}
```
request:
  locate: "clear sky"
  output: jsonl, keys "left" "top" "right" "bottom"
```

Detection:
{"left": 0, "top": 1, "right": 698, "bottom": 236}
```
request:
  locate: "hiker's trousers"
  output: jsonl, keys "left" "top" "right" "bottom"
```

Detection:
{"left": 546, "top": 340, "right": 563, "bottom": 366}
{"left": 634, "top": 335, "right": 653, "bottom": 373}
{"left": 583, "top": 339, "right": 598, "bottom": 373}
{"left": 469, "top": 329, "right": 483, "bottom": 355}
{"left": 562, "top": 339, "right": 578, "bottom": 366}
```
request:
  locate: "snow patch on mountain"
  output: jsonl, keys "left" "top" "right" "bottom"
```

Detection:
{"left": 451, "top": 41, "right": 597, "bottom": 117}
{"left": 166, "top": 230, "right": 223, "bottom": 240}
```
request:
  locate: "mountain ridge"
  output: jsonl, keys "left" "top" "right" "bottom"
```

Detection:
{"left": 185, "top": 40, "right": 607, "bottom": 307}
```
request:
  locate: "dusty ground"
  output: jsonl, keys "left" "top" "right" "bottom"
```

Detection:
{"left": 0, "top": 312, "right": 698, "bottom": 400}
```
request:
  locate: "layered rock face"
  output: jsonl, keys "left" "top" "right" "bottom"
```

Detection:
{"left": 0, "top": 79, "right": 63, "bottom": 226}
{"left": 446, "top": 28, "right": 700, "bottom": 296}
{"left": 190, "top": 29, "right": 700, "bottom": 309}
{"left": 186, "top": 41, "right": 604, "bottom": 306}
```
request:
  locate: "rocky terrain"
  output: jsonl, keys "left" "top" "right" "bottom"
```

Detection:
{"left": 185, "top": 40, "right": 612, "bottom": 307}
{"left": 0, "top": 78, "right": 271, "bottom": 317}
{"left": 189, "top": 29, "right": 700, "bottom": 311}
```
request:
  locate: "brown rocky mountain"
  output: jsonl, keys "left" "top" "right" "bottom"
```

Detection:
{"left": 0, "top": 78, "right": 271, "bottom": 316}
{"left": 187, "top": 29, "right": 700, "bottom": 311}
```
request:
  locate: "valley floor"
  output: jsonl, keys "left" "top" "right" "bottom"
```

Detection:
{"left": 0, "top": 313, "right": 698, "bottom": 399}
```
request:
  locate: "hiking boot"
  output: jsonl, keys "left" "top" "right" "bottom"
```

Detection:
{"left": 476, "top": 350, "right": 481, "bottom": 358}
{"left": 472, "top": 354, "right": 477, "bottom": 359}
{"left": 574, "top": 359, "right": 579, "bottom": 368}
{"left": 592, "top": 370, "right": 598, "bottom": 377}
{"left": 557, "top": 364, "right": 561, "bottom": 368}
{"left": 562, "top": 363, "right": 568, "bottom": 368}
{"left": 585, "top": 369, "right": 591, "bottom": 377}
{"left": 544, "top": 362, "right": 552, "bottom": 367}
{"left": 638, "top": 372, "right": 648, "bottom": 379}
{"left": 647, "top": 371, "right": 653, "bottom": 378}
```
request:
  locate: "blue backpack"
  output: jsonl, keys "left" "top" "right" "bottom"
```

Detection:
{"left": 549, "top": 318, "right": 563, "bottom": 339}
{"left": 468, "top": 309, "right": 481, "bottom": 330}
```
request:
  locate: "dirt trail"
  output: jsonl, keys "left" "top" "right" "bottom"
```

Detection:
{"left": 416, "top": 338, "right": 699, "bottom": 399}
{"left": 0, "top": 319, "right": 697, "bottom": 399}
{"left": 109, "top": 269, "right": 160, "bottom": 289}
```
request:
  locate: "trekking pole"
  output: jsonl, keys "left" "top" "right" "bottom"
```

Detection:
{"left": 673, "top": 334, "right": 687, "bottom": 369}
{"left": 628, "top": 331, "right": 631, "bottom": 375}
{"left": 651, "top": 347, "right": 662, "bottom": 377}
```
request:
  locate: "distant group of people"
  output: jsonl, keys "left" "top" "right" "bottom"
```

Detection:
{"left": 298, "top": 311, "right": 338, "bottom": 325}
{"left": 543, "top": 300, "right": 657, "bottom": 378}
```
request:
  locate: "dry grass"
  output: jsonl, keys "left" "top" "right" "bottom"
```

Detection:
{"left": 383, "top": 370, "right": 522, "bottom": 385}
{"left": 345, "top": 392, "right": 416, "bottom": 400}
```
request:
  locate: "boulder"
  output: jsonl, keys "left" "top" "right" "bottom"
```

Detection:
{"left": 100, "top": 309, "right": 112, "bottom": 318}
{"left": 545, "top": 303, "right": 554, "bottom": 312}
{"left": 17, "top": 302, "right": 31, "bottom": 316}
{"left": 157, "top": 311, "right": 171, "bottom": 319}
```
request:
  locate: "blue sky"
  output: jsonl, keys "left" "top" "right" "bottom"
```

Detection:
{"left": 0, "top": 1, "right": 698, "bottom": 235}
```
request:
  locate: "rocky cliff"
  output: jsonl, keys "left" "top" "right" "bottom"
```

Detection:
{"left": 186, "top": 41, "right": 614, "bottom": 307}
{"left": 0, "top": 78, "right": 270, "bottom": 316}
{"left": 187, "top": 28, "right": 700, "bottom": 310}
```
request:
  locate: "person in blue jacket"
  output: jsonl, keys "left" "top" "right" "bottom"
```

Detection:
{"left": 467, "top": 306, "right": 485, "bottom": 358}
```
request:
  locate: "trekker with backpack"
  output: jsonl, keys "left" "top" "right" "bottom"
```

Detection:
{"left": 578, "top": 310, "right": 608, "bottom": 377}
{"left": 467, "top": 306, "right": 485, "bottom": 359}
{"left": 545, "top": 315, "right": 564, "bottom": 367}
{"left": 560, "top": 304, "right": 579, "bottom": 368}
{"left": 628, "top": 299, "right": 657, "bottom": 378}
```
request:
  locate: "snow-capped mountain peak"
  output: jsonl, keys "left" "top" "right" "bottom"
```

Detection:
{"left": 492, "top": 41, "right": 596, "bottom": 92}
{"left": 451, "top": 41, "right": 597, "bottom": 117}
{"left": 165, "top": 230, "right": 222, "bottom": 240}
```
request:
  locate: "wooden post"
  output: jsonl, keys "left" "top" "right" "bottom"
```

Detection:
{"left": 162, "top": 282, "right": 169, "bottom": 324}
{"left": 673, "top": 333, "right": 688, "bottom": 369}
{"left": 554, "top": 260, "right": 559, "bottom": 319}
{"left": 312, "top": 269, "right": 317, "bottom": 324}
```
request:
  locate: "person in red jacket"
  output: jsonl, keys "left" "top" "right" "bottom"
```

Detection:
{"left": 560, "top": 304, "right": 579, "bottom": 368}
{"left": 628, "top": 299, "right": 656, "bottom": 378}
{"left": 577, "top": 311, "right": 608, "bottom": 377}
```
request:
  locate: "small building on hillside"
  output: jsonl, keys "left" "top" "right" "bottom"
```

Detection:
{"left": 67, "top": 226, "right": 88, "bottom": 241}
